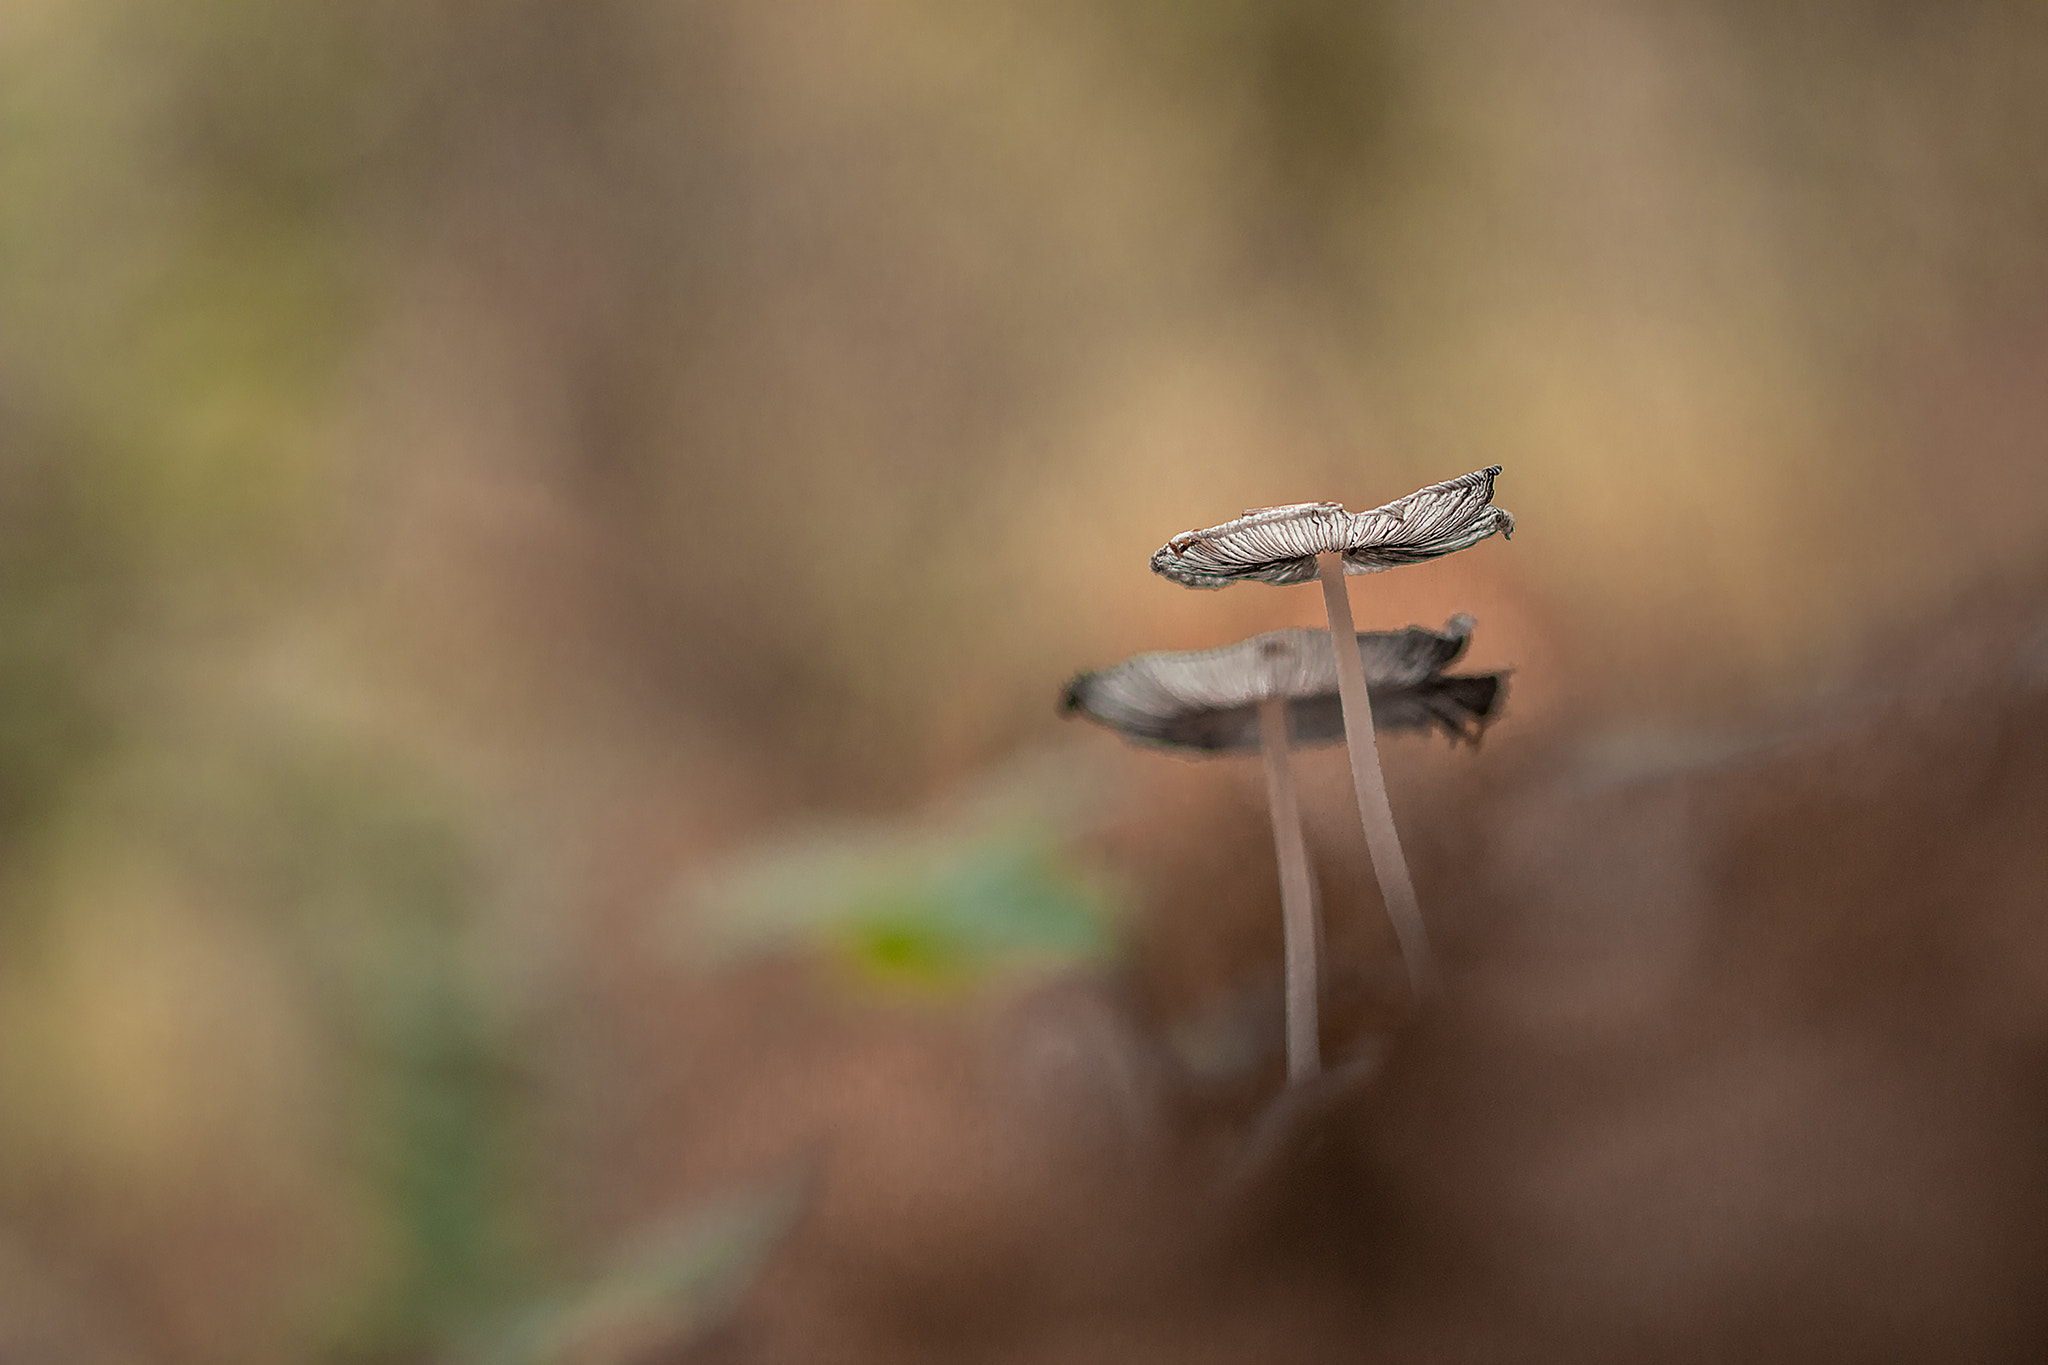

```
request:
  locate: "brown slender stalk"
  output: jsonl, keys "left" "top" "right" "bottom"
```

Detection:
{"left": 1316, "top": 552, "right": 1437, "bottom": 999}
{"left": 1258, "top": 697, "right": 1321, "bottom": 1081}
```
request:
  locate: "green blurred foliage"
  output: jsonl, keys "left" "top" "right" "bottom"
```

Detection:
{"left": 692, "top": 800, "right": 1118, "bottom": 991}
{"left": 0, "top": 5, "right": 532, "bottom": 1357}
{"left": 476, "top": 1176, "right": 805, "bottom": 1365}
{"left": 259, "top": 752, "right": 536, "bottom": 1359}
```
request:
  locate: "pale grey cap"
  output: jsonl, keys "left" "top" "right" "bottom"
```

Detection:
{"left": 1061, "top": 617, "right": 1505, "bottom": 752}
{"left": 1151, "top": 466, "right": 1514, "bottom": 588}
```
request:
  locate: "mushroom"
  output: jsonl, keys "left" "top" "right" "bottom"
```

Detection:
{"left": 1061, "top": 620, "right": 1505, "bottom": 1080}
{"left": 1149, "top": 466, "right": 1514, "bottom": 1000}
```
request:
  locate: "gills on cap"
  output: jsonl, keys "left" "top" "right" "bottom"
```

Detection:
{"left": 1150, "top": 466, "right": 1514, "bottom": 589}
{"left": 1061, "top": 618, "right": 1505, "bottom": 752}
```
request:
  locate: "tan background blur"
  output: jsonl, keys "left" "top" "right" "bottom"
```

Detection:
{"left": 3, "top": 2, "right": 2047, "bottom": 1361}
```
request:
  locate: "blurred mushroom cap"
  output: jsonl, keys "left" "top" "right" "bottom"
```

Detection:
{"left": 1061, "top": 618, "right": 1505, "bottom": 752}
{"left": 1150, "top": 466, "right": 1514, "bottom": 588}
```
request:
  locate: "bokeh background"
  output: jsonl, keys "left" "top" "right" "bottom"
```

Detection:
{"left": 4, "top": 2, "right": 2048, "bottom": 1361}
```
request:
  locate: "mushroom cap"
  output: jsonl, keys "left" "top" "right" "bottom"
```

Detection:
{"left": 1061, "top": 617, "right": 1506, "bottom": 752}
{"left": 1150, "top": 465, "right": 1515, "bottom": 588}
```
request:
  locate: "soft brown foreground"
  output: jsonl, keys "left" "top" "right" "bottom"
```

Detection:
{"left": 526, "top": 591, "right": 2048, "bottom": 1365}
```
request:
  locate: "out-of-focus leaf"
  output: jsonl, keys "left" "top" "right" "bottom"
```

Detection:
{"left": 474, "top": 1174, "right": 805, "bottom": 1365}
{"left": 685, "top": 755, "right": 1121, "bottom": 989}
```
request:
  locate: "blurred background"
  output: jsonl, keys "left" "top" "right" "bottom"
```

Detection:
{"left": 3, "top": 1, "right": 2047, "bottom": 1361}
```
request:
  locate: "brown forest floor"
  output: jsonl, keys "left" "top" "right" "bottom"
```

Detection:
{"left": 527, "top": 590, "right": 2048, "bottom": 1365}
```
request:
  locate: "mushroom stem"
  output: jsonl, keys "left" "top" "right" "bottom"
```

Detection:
{"left": 1316, "top": 552, "right": 1438, "bottom": 1000}
{"left": 1258, "top": 697, "right": 1321, "bottom": 1082}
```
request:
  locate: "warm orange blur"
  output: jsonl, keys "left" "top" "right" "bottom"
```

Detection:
{"left": 2, "top": 3, "right": 2046, "bottom": 1361}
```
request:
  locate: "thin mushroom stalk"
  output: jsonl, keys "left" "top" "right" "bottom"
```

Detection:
{"left": 1317, "top": 552, "right": 1434, "bottom": 998}
{"left": 1258, "top": 696, "right": 1321, "bottom": 1081}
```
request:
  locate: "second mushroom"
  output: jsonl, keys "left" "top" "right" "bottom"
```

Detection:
{"left": 1062, "top": 618, "right": 1504, "bottom": 1082}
